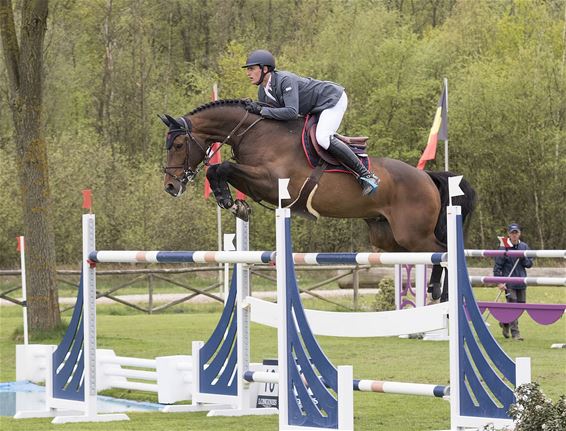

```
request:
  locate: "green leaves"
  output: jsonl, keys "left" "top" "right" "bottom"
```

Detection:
{"left": 1, "top": 0, "right": 564, "bottom": 266}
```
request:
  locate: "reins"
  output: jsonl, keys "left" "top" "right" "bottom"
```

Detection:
{"left": 203, "top": 111, "right": 263, "bottom": 165}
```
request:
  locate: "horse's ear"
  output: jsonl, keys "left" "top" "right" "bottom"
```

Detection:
{"left": 165, "top": 114, "right": 183, "bottom": 129}
{"left": 158, "top": 114, "right": 171, "bottom": 127}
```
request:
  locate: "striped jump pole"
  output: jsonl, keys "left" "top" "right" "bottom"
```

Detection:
{"left": 470, "top": 276, "right": 566, "bottom": 286}
{"left": 90, "top": 250, "right": 446, "bottom": 266}
{"left": 89, "top": 250, "right": 274, "bottom": 264}
{"left": 465, "top": 249, "right": 566, "bottom": 258}
{"left": 243, "top": 371, "right": 449, "bottom": 398}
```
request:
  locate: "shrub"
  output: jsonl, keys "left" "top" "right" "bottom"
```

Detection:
{"left": 508, "top": 382, "right": 566, "bottom": 431}
{"left": 372, "top": 277, "right": 395, "bottom": 311}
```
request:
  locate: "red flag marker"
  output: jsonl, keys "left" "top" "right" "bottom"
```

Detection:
{"left": 16, "top": 236, "right": 23, "bottom": 252}
{"left": 82, "top": 189, "right": 92, "bottom": 210}
{"left": 236, "top": 189, "right": 247, "bottom": 201}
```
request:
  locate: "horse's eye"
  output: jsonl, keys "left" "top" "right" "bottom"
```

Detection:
{"left": 174, "top": 142, "right": 184, "bottom": 150}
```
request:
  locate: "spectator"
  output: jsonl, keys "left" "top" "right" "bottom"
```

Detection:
{"left": 493, "top": 223, "right": 534, "bottom": 341}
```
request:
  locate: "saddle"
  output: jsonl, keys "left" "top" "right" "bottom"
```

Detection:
{"left": 286, "top": 115, "right": 371, "bottom": 220}
{"left": 302, "top": 114, "right": 370, "bottom": 170}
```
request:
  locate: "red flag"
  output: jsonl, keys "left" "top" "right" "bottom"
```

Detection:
{"left": 236, "top": 189, "right": 246, "bottom": 200}
{"left": 498, "top": 236, "right": 513, "bottom": 248}
{"left": 16, "top": 236, "right": 23, "bottom": 252}
{"left": 82, "top": 189, "right": 92, "bottom": 210}
{"left": 417, "top": 84, "right": 448, "bottom": 170}
{"left": 497, "top": 236, "right": 513, "bottom": 248}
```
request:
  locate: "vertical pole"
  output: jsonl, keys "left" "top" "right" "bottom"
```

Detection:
{"left": 148, "top": 274, "right": 154, "bottom": 314}
{"left": 212, "top": 83, "right": 224, "bottom": 294}
{"left": 217, "top": 205, "right": 223, "bottom": 293}
{"left": 223, "top": 233, "right": 236, "bottom": 303}
{"left": 444, "top": 77, "right": 449, "bottom": 172}
{"left": 236, "top": 217, "right": 251, "bottom": 410}
{"left": 352, "top": 267, "right": 359, "bottom": 310}
{"left": 337, "top": 365, "right": 354, "bottom": 430}
{"left": 415, "top": 264, "right": 427, "bottom": 307}
{"left": 18, "top": 236, "right": 29, "bottom": 345}
{"left": 515, "top": 357, "right": 531, "bottom": 387}
{"left": 82, "top": 213, "right": 97, "bottom": 418}
{"left": 447, "top": 205, "right": 461, "bottom": 429}
{"left": 394, "top": 264, "right": 401, "bottom": 310}
{"left": 276, "top": 207, "right": 290, "bottom": 429}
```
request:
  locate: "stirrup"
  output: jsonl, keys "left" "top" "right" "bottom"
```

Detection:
{"left": 359, "top": 174, "right": 379, "bottom": 196}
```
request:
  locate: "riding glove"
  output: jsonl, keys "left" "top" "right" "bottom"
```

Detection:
{"left": 245, "top": 101, "right": 263, "bottom": 115}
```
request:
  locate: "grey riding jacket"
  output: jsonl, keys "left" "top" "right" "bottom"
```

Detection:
{"left": 258, "top": 70, "right": 344, "bottom": 121}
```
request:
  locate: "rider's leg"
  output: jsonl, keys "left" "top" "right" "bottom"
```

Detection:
{"left": 317, "top": 93, "right": 379, "bottom": 196}
{"left": 326, "top": 137, "right": 379, "bottom": 195}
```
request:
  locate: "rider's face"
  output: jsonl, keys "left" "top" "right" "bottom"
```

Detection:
{"left": 246, "top": 65, "right": 268, "bottom": 85}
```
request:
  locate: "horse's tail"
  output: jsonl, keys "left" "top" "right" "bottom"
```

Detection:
{"left": 426, "top": 171, "right": 477, "bottom": 247}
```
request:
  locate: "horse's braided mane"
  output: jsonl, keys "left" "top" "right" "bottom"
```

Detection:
{"left": 188, "top": 99, "right": 247, "bottom": 115}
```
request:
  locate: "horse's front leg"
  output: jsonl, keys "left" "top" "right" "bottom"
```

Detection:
{"left": 206, "top": 162, "right": 251, "bottom": 221}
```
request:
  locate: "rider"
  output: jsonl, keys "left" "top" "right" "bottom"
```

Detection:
{"left": 242, "top": 49, "right": 380, "bottom": 196}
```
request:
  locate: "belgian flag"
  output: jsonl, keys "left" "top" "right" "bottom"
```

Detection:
{"left": 417, "top": 83, "right": 448, "bottom": 170}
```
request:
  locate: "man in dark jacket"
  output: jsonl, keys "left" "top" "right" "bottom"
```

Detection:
{"left": 242, "top": 49, "right": 379, "bottom": 196}
{"left": 493, "top": 223, "right": 534, "bottom": 340}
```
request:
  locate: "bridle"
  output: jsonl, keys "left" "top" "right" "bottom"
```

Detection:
{"left": 162, "top": 117, "right": 207, "bottom": 185}
{"left": 163, "top": 111, "right": 261, "bottom": 185}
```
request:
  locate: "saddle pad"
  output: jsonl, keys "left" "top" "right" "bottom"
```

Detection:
{"left": 301, "top": 115, "right": 371, "bottom": 173}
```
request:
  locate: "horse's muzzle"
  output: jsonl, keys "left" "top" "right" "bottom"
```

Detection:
{"left": 164, "top": 180, "right": 186, "bottom": 197}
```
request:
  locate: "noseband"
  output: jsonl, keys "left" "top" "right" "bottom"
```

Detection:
{"left": 163, "top": 111, "right": 260, "bottom": 185}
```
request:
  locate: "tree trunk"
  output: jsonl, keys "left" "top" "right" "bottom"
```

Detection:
{"left": 0, "top": 0, "right": 61, "bottom": 332}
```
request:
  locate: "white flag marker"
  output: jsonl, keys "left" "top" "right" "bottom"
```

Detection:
{"left": 223, "top": 233, "right": 236, "bottom": 251}
{"left": 448, "top": 175, "right": 464, "bottom": 205}
{"left": 278, "top": 178, "right": 291, "bottom": 208}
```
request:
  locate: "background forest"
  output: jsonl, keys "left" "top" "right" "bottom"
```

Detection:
{"left": 1, "top": 0, "right": 565, "bottom": 267}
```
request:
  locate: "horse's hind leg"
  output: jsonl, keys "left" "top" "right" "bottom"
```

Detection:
{"left": 428, "top": 265, "right": 447, "bottom": 302}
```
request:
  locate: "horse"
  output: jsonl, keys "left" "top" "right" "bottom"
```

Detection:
{"left": 160, "top": 99, "right": 476, "bottom": 298}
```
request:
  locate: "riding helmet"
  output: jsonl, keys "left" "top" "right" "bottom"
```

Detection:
{"left": 242, "top": 49, "right": 276, "bottom": 70}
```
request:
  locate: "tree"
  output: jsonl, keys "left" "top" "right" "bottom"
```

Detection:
{"left": 0, "top": 0, "right": 60, "bottom": 331}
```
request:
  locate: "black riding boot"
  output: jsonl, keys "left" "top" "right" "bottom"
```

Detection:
{"left": 327, "top": 136, "right": 379, "bottom": 195}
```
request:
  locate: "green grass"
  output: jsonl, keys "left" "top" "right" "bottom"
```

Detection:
{"left": 1, "top": 287, "right": 565, "bottom": 431}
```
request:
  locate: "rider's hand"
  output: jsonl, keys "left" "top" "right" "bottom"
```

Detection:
{"left": 497, "top": 283, "right": 506, "bottom": 291}
{"left": 245, "top": 101, "right": 263, "bottom": 115}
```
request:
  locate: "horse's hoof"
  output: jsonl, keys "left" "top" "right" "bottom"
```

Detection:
{"left": 428, "top": 282, "right": 442, "bottom": 300}
{"left": 231, "top": 199, "right": 251, "bottom": 222}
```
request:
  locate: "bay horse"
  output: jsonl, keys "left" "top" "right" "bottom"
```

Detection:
{"left": 160, "top": 99, "right": 476, "bottom": 298}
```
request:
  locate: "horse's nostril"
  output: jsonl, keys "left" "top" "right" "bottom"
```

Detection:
{"left": 165, "top": 183, "right": 177, "bottom": 196}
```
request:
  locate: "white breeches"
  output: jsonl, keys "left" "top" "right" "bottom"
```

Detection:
{"left": 315, "top": 92, "right": 348, "bottom": 149}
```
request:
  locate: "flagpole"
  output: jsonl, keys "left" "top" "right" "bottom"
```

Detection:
{"left": 212, "top": 83, "right": 223, "bottom": 294}
{"left": 444, "top": 78, "right": 449, "bottom": 171}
